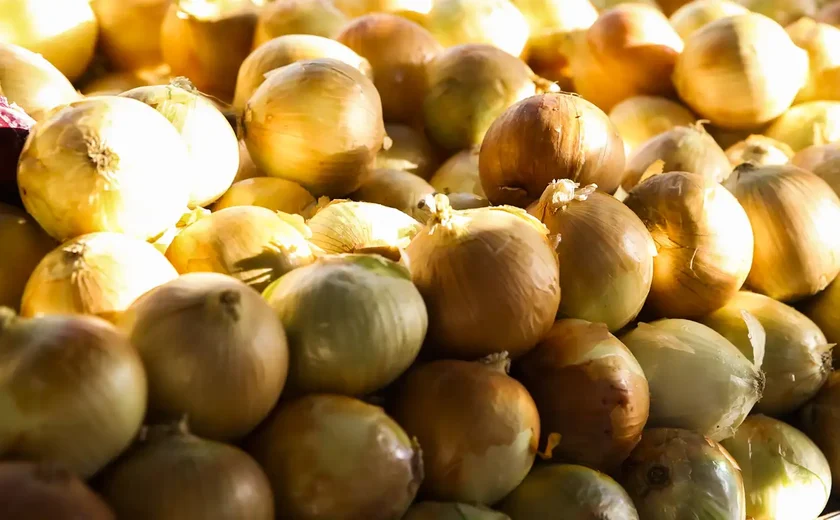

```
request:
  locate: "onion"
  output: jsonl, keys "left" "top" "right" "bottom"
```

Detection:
{"left": 818, "top": 0, "right": 840, "bottom": 25}
{"left": 337, "top": 13, "right": 443, "bottom": 125}
{"left": 725, "top": 134, "right": 794, "bottom": 167}
{"left": 212, "top": 178, "right": 316, "bottom": 216}
{"left": 737, "top": 0, "right": 817, "bottom": 26}
{"left": 620, "top": 428, "right": 747, "bottom": 518}
{"left": 764, "top": 101, "right": 840, "bottom": 152}
{"left": 0, "top": 43, "right": 80, "bottom": 120}
{"left": 392, "top": 357, "right": 540, "bottom": 504}
{"left": 804, "top": 280, "right": 840, "bottom": 365}
{"left": 791, "top": 142, "right": 840, "bottom": 171}
{"left": 423, "top": 0, "right": 530, "bottom": 57}
{"left": 101, "top": 420, "right": 274, "bottom": 519}
{"left": 242, "top": 58, "right": 386, "bottom": 198}
{"left": 90, "top": 0, "right": 170, "bottom": 71}
{"left": 528, "top": 180, "right": 655, "bottom": 330}
{"left": 375, "top": 124, "right": 439, "bottom": 180}
{"left": 0, "top": 97, "right": 35, "bottom": 200}
{"left": 608, "top": 95, "right": 696, "bottom": 155}
{"left": 624, "top": 172, "right": 754, "bottom": 318}
{"left": 80, "top": 67, "right": 173, "bottom": 97}
{"left": 351, "top": 168, "right": 435, "bottom": 220}
{"left": 619, "top": 319, "right": 763, "bottom": 439}
{"left": 429, "top": 148, "right": 484, "bottom": 196}
{"left": 0, "top": 310, "right": 147, "bottom": 477}
{"left": 406, "top": 194, "right": 560, "bottom": 359}
{"left": 235, "top": 140, "right": 264, "bottom": 183}
{"left": 0, "top": 204, "right": 54, "bottom": 310}
{"left": 669, "top": 0, "right": 749, "bottom": 40}
{"left": 253, "top": 0, "right": 347, "bottom": 48}
{"left": 404, "top": 502, "right": 510, "bottom": 519}
{"left": 720, "top": 415, "right": 831, "bottom": 520}
{"left": 263, "top": 254, "right": 426, "bottom": 396}
{"left": 446, "top": 192, "right": 491, "bottom": 209}
{"left": 726, "top": 163, "right": 840, "bottom": 301}
{"left": 248, "top": 394, "right": 422, "bottom": 519}
{"left": 786, "top": 18, "right": 840, "bottom": 103}
{"left": 801, "top": 373, "right": 840, "bottom": 484}
{"left": 674, "top": 13, "right": 809, "bottom": 130}
{"left": 499, "top": 464, "right": 640, "bottom": 519}
{"left": 479, "top": 92, "right": 626, "bottom": 207}
{"left": 149, "top": 207, "right": 210, "bottom": 255}
{"left": 333, "top": 0, "right": 433, "bottom": 17}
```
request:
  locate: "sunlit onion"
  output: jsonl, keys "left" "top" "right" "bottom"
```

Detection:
{"left": 375, "top": 124, "right": 439, "bottom": 180}
{"left": 80, "top": 67, "right": 173, "bottom": 96}
{"left": 351, "top": 168, "right": 435, "bottom": 220}
{"left": 801, "top": 372, "right": 840, "bottom": 484}
{"left": 253, "top": 0, "right": 347, "bottom": 48}
{"left": 669, "top": 0, "right": 749, "bottom": 40}
{"left": 791, "top": 142, "right": 840, "bottom": 171}
{"left": 90, "top": 0, "right": 170, "bottom": 71}
{"left": 404, "top": 502, "right": 510, "bottom": 519}
{"left": 764, "top": 101, "right": 840, "bottom": 151}
{"left": 212, "top": 178, "right": 316, "bottom": 217}
{"left": 423, "top": 0, "right": 530, "bottom": 57}
{"left": 429, "top": 148, "right": 484, "bottom": 196}
{"left": 0, "top": 204, "right": 54, "bottom": 311}
{"left": 725, "top": 134, "right": 793, "bottom": 167}
{"left": 332, "top": 0, "right": 433, "bottom": 17}
{"left": 737, "top": 0, "right": 817, "bottom": 26}
{"left": 0, "top": 43, "right": 80, "bottom": 120}
{"left": 786, "top": 17, "right": 840, "bottom": 103}
{"left": 803, "top": 278, "right": 840, "bottom": 364}
{"left": 234, "top": 140, "right": 264, "bottom": 183}
{"left": 608, "top": 96, "right": 696, "bottom": 155}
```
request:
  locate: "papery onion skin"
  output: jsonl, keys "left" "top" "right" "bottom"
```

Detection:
{"left": 0, "top": 204, "right": 55, "bottom": 310}
{"left": 764, "top": 101, "right": 840, "bottom": 152}
{"left": 0, "top": 311, "right": 147, "bottom": 478}
{"left": 403, "top": 502, "right": 510, "bottom": 519}
{"left": 212, "top": 178, "right": 316, "bottom": 217}
{"left": 351, "top": 168, "right": 435, "bottom": 220}
{"left": 786, "top": 18, "right": 840, "bottom": 104}
{"left": 479, "top": 92, "right": 626, "bottom": 207}
{"left": 608, "top": 96, "right": 696, "bottom": 155}
{"left": 669, "top": 0, "right": 749, "bottom": 40}
{"left": 253, "top": 0, "right": 347, "bottom": 48}
{"left": 392, "top": 358, "right": 540, "bottom": 505}
{"left": 801, "top": 373, "right": 840, "bottom": 484}
{"left": 375, "top": 124, "right": 439, "bottom": 180}
{"left": 423, "top": 0, "right": 530, "bottom": 57}
{"left": 248, "top": 394, "right": 422, "bottom": 520}
{"left": 90, "top": 0, "right": 170, "bottom": 71}
{"left": 725, "top": 134, "right": 793, "bottom": 167}
{"left": 0, "top": 43, "right": 80, "bottom": 120}
{"left": 429, "top": 148, "right": 484, "bottom": 196}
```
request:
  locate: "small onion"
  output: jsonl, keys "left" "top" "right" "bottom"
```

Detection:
{"left": 21, "top": 232, "right": 178, "bottom": 323}
{"left": 791, "top": 142, "right": 840, "bottom": 171}
{"left": 392, "top": 357, "right": 540, "bottom": 504}
{"left": 801, "top": 373, "right": 840, "bottom": 483}
{"left": 737, "top": 0, "right": 817, "bottom": 26}
{"left": 429, "top": 148, "right": 484, "bottom": 196}
{"left": 248, "top": 394, "right": 422, "bottom": 520}
{"left": 90, "top": 0, "right": 170, "bottom": 71}
{"left": 212, "top": 178, "right": 316, "bottom": 217}
{"left": 764, "top": 101, "right": 840, "bottom": 152}
{"left": 619, "top": 319, "right": 763, "bottom": 440}
{"left": 669, "top": 0, "right": 749, "bottom": 40}
{"left": 0, "top": 42, "right": 80, "bottom": 120}
{"left": 0, "top": 462, "right": 114, "bottom": 519}
{"left": 624, "top": 172, "right": 754, "bottom": 318}
{"left": 375, "top": 124, "right": 439, "bottom": 180}
{"left": 720, "top": 415, "right": 831, "bottom": 520}
{"left": 252, "top": 0, "right": 347, "bottom": 48}
{"left": 404, "top": 502, "right": 510, "bottom": 519}
{"left": 620, "top": 428, "right": 747, "bottom": 519}
{"left": 101, "top": 420, "right": 274, "bottom": 520}
{"left": 0, "top": 204, "right": 54, "bottom": 310}
{"left": 351, "top": 168, "right": 435, "bottom": 220}
{"left": 725, "top": 134, "right": 794, "bottom": 167}
{"left": 608, "top": 95, "right": 696, "bottom": 155}
{"left": 423, "top": 0, "right": 530, "bottom": 57}
{"left": 786, "top": 18, "right": 840, "bottom": 103}
{"left": 0, "top": 97, "right": 35, "bottom": 200}
{"left": 0, "top": 311, "right": 147, "bottom": 477}
{"left": 479, "top": 92, "right": 626, "bottom": 207}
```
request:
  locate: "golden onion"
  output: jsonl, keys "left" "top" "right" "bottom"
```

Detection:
{"left": 725, "top": 134, "right": 794, "bottom": 167}
{"left": 669, "top": 0, "right": 749, "bottom": 40}
{"left": 804, "top": 279, "right": 840, "bottom": 364}
{"left": 0, "top": 43, "right": 80, "bottom": 120}
{"left": 737, "top": 0, "right": 817, "bottom": 26}
{"left": 801, "top": 373, "right": 840, "bottom": 483}
{"left": 429, "top": 148, "right": 484, "bottom": 196}
{"left": 786, "top": 17, "right": 840, "bottom": 103}
{"left": 90, "top": 0, "right": 171, "bottom": 71}
{"left": 445, "top": 192, "right": 491, "bottom": 209}
{"left": 351, "top": 168, "right": 435, "bottom": 220}
{"left": 149, "top": 207, "right": 210, "bottom": 255}
{"left": 765, "top": 101, "right": 840, "bottom": 151}
{"left": 212, "top": 178, "right": 316, "bottom": 217}
{"left": 625, "top": 171, "right": 754, "bottom": 318}
{"left": 80, "top": 67, "right": 173, "bottom": 97}
{"left": 234, "top": 139, "right": 264, "bottom": 183}
{"left": 423, "top": 0, "right": 530, "bottom": 57}
{"left": 479, "top": 92, "right": 626, "bottom": 206}
{"left": 242, "top": 58, "right": 386, "bottom": 198}
{"left": 333, "top": 0, "right": 433, "bottom": 17}
{"left": 592, "top": 0, "right": 662, "bottom": 9}
{"left": 375, "top": 124, "right": 439, "bottom": 180}
{"left": 252, "top": 0, "right": 347, "bottom": 48}
{"left": 0, "top": 204, "right": 55, "bottom": 311}
{"left": 726, "top": 163, "right": 840, "bottom": 301}
{"left": 608, "top": 96, "right": 697, "bottom": 155}
{"left": 791, "top": 141, "right": 840, "bottom": 171}
{"left": 673, "top": 13, "right": 809, "bottom": 129}
{"left": 818, "top": 0, "right": 840, "bottom": 25}
{"left": 404, "top": 503, "right": 510, "bottom": 519}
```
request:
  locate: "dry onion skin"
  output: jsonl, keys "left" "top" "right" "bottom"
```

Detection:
{"left": 0, "top": 204, "right": 55, "bottom": 310}
{"left": 423, "top": 0, "right": 530, "bottom": 57}
{"left": 479, "top": 92, "right": 626, "bottom": 207}
{"left": 786, "top": 18, "right": 840, "bottom": 104}
{"left": 515, "top": 319, "right": 650, "bottom": 471}
{"left": 404, "top": 502, "right": 511, "bottom": 519}
{"left": 737, "top": 0, "right": 817, "bottom": 26}
{"left": 725, "top": 134, "right": 794, "bottom": 167}
{"left": 90, "top": 0, "right": 170, "bottom": 71}
{"left": 430, "top": 148, "right": 484, "bottom": 196}
{"left": 21, "top": 232, "right": 178, "bottom": 323}
{"left": 608, "top": 96, "right": 696, "bottom": 155}
{"left": 669, "top": 0, "right": 749, "bottom": 40}
{"left": 392, "top": 357, "right": 540, "bottom": 504}
{"left": 0, "top": 43, "right": 80, "bottom": 121}
{"left": 528, "top": 181, "right": 655, "bottom": 330}
{"left": 351, "top": 168, "right": 435, "bottom": 221}
{"left": 801, "top": 373, "right": 840, "bottom": 484}
{"left": 375, "top": 124, "right": 439, "bottom": 180}
{"left": 624, "top": 172, "right": 754, "bottom": 318}
{"left": 726, "top": 163, "right": 840, "bottom": 301}
{"left": 252, "top": 0, "right": 347, "bottom": 48}
{"left": 242, "top": 58, "right": 386, "bottom": 198}
{"left": 212, "top": 178, "right": 316, "bottom": 217}
{"left": 764, "top": 101, "right": 840, "bottom": 152}
{"left": 674, "top": 13, "right": 808, "bottom": 130}
{"left": 248, "top": 394, "right": 422, "bottom": 520}
{"left": 0, "top": 311, "right": 147, "bottom": 478}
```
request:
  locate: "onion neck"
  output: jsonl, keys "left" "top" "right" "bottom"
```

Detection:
{"left": 536, "top": 179, "right": 597, "bottom": 215}
{"left": 418, "top": 193, "right": 457, "bottom": 229}
{"left": 480, "top": 351, "right": 512, "bottom": 374}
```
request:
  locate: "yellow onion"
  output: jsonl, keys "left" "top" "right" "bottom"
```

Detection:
{"left": 404, "top": 503, "right": 510, "bottom": 519}
{"left": 791, "top": 141, "right": 840, "bottom": 171}
{"left": 818, "top": 0, "right": 840, "bottom": 25}
{"left": 725, "top": 134, "right": 794, "bottom": 167}
{"left": 608, "top": 95, "right": 697, "bottom": 155}
{"left": 624, "top": 171, "right": 754, "bottom": 317}
{"left": 233, "top": 35, "right": 372, "bottom": 112}
{"left": 375, "top": 124, "right": 439, "bottom": 180}
{"left": 248, "top": 394, "right": 422, "bottom": 520}
{"left": 669, "top": 0, "right": 749, "bottom": 40}
{"left": 592, "top": 0, "right": 662, "bottom": 9}
{"left": 765, "top": 101, "right": 840, "bottom": 152}
{"left": 18, "top": 96, "right": 192, "bottom": 242}
{"left": 674, "top": 13, "right": 809, "bottom": 130}
{"left": 619, "top": 320, "right": 763, "bottom": 439}
{"left": 337, "top": 13, "right": 443, "bottom": 125}
{"left": 0, "top": 204, "right": 55, "bottom": 310}
{"left": 392, "top": 357, "right": 540, "bottom": 504}
{"left": 0, "top": 310, "right": 147, "bottom": 477}
{"left": 429, "top": 148, "right": 484, "bottom": 196}
{"left": 160, "top": 0, "right": 257, "bottom": 101}
{"left": 721, "top": 415, "right": 831, "bottom": 520}
{"left": 165, "top": 206, "right": 315, "bottom": 292}
{"left": 101, "top": 420, "right": 274, "bottom": 520}
{"left": 810, "top": 156, "right": 840, "bottom": 195}
{"left": 801, "top": 373, "right": 840, "bottom": 483}
{"left": 212, "top": 178, "right": 316, "bottom": 217}
{"left": 252, "top": 0, "right": 347, "bottom": 48}
{"left": 499, "top": 464, "right": 640, "bottom": 519}
{"left": 528, "top": 181, "right": 655, "bottom": 330}
{"left": 737, "top": 0, "right": 817, "bottom": 26}
{"left": 786, "top": 18, "right": 840, "bottom": 103}
{"left": 446, "top": 192, "right": 491, "bottom": 209}
{"left": 263, "top": 254, "right": 426, "bottom": 396}
{"left": 333, "top": 0, "right": 433, "bottom": 17}
{"left": 515, "top": 319, "right": 650, "bottom": 471}
{"left": 0, "top": 43, "right": 80, "bottom": 120}
{"left": 234, "top": 140, "right": 264, "bottom": 183}
{"left": 242, "top": 58, "right": 386, "bottom": 197}
{"left": 479, "top": 92, "right": 626, "bottom": 206}
{"left": 726, "top": 163, "right": 840, "bottom": 301}
{"left": 423, "top": 0, "right": 530, "bottom": 57}
{"left": 80, "top": 67, "right": 173, "bottom": 96}
{"left": 149, "top": 207, "right": 209, "bottom": 254}
{"left": 90, "top": 0, "right": 171, "bottom": 71}
{"left": 406, "top": 194, "right": 560, "bottom": 359}
{"left": 804, "top": 280, "right": 840, "bottom": 365}
{"left": 707, "top": 123, "right": 765, "bottom": 150}
{"left": 351, "top": 168, "right": 436, "bottom": 220}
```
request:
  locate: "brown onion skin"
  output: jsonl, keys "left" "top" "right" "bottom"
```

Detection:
{"left": 801, "top": 372, "right": 840, "bottom": 483}
{"left": 479, "top": 93, "right": 626, "bottom": 207}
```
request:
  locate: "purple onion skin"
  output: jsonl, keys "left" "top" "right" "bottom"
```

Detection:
{"left": 0, "top": 97, "right": 35, "bottom": 208}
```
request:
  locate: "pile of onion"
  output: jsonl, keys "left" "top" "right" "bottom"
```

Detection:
{"left": 608, "top": 96, "right": 696, "bottom": 155}
{"left": 252, "top": 0, "right": 347, "bottom": 47}
{"left": 0, "top": 42, "right": 80, "bottom": 120}
{"left": 376, "top": 124, "right": 439, "bottom": 180}
{"left": 404, "top": 502, "right": 510, "bottom": 519}
{"left": 352, "top": 168, "right": 435, "bottom": 220}
{"left": 669, "top": 0, "right": 749, "bottom": 40}
{"left": 786, "top": 18, "right": 840, "bottom": 104}
{"left": 90, "top": 0, "right": 170, "bottom": 71}
{"left": 213, "top": 178, "right": 316, "bottom": 217}
{"left": 0, "top": 462, "right": 114, "bottom": 519}
{"left": 0, "top": 204, "right": 54, "bottom": 310}
{"left": 725, "top": 134, "right": 793, "bottom": 167}
{"left": 423, "top": 0, "right": 530, "bottom": 57}
{"left": 764, "top": 101, "right": 840, "bottom": 152}
{"left": 801, "top": 373, "right": 840, "bottom": 483}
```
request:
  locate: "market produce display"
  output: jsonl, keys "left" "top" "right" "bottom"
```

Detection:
{"left": 8, "top": 0, "right": 840, "bottom": 518}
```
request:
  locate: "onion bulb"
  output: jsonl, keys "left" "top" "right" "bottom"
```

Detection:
{"left": 253, "top": 0, "right": 347, "bottom": 48}
{"left": 619, "top": 319, "right": 763, "bottom": 439}
{"left": 791, "top": 142, "right": 840, "bottom": 171}
{"left": 0, "top": 310, "right": 147, "bottom": 477}
{"left": 242, "top": 58, "right": 386, "bottom": 198}
{"left": 21, "top": 232, "right": 178, "bottom": 322}
{"left": 0, "top": 204, "right": 54, "bottom": 310}
{"left": 608, "top": 96, "right": 696, "bottom": 155}
{"left": 351, "top": 168, "right": 435, "bottom": 220}
{"left": 406, "top": 194, "right": 560, "bottom": 359}
{"left": 263, "top": 254, "right": 426, "bottom": 396}
{"left": 726, "top": 163, "right": 840, "bottom": 301}
{"left": 165, "top": 206, "right": 315, "bottom": 292}
{"left": 515, "top": 319, "right": 650, "bottom": 471}
{"left": 737, "top": 0, "right": 817, "bottom": 26}
{"left": 80, "top": 67, "right": 173, "bottom": 97}
{"left": 720, "top": 415, "right": 831, "bottom": 520}
{"left": 624, "top": 172, "right": 754, "bottom": 318}
{"left": 725, "top": 134, "right": 794, "bottom": 167}
{"left": 620, "top": 428, "right": 747, "bottom": 519}
{"left": 669, "top": 0, "right": 749, "bottom": 40}
{"left": 786, "top": 18, "right": 840, "bottom": 103}
{"left": 804, "top": 280, "right": 840, "bottom": 365}
{"left": 674, "top": 13, "right": 808, "bottom": 129}
{"left": 375, "top": 124, "right": 439, "bottom": 180}
{"left": 90, "top": 0, "right": 170, "bottom": 71}
{"left": 528, "top": 181, "right": 655, "bottom": 330}
{"left": 248, "top": 394, "right": 422, "bottom": 520}
{"left": 765, "top": 101, "right": 840, "bottom": 152}
{"left": 429, "top": 148, "right": 484, "bottom": 196}
{"left": 0, "top": 43, "right": 80, "bottom": 120}
{"left": 423, "top": 0, "right": 530, "bottom": 57}
{"left": 101, "top": 420, "right": 274, "bottom": 520}
{"left": 479, "top": 92, "right": 626, "bottom": 206}
{"left": 445, "top": 192, "right": 491, "bottom": 209}
{"left": 149, "top": 207, "right": 209, "bottom": 255}
{"left": 818, "top": 1, "right": 840, "bottom": 25}
{"left": 801, "top": 373, "right": 840, "bottom": 484}
{"left": 332, "top": 0, "right": 433, "bottom": 18}
{"left": 0, "top": 98, "right": 35, "bottom": 201}
{"left": 404, "top": 503, "right": 510, "bottom": 519}
{"left": 392, "top": 357, "right": 540, "bottom": 504}
{"left": 212, "top": 178, "right": 316, "bottom": 217}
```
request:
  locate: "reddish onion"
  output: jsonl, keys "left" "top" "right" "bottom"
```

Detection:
{"left": 0, "top": 97, "right": 35, "bottom": 200}
{"left": 0, "top": 462, "right": 114, "bottom": 519}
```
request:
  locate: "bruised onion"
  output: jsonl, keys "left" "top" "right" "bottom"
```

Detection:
{"left": 0, "top": 204, "right": 54, "bottom": 310}
{"left": 0, "top": 42, "right": 80, "bottom": 120}
{"left": 801, "top": 373, "right": 840, "bottom": 483}
{"left": 0, "top": 462, "right": 114, "bottom": 519}
{"left": 429, "top": 148, "right": 484, "bottom": 196}
{"left": 423, "top": 0, "right": 530, "bottom": 57}
{"left": 248, "top": 394, "right": 422, "bottom": 520}
{"left": 0, "top": 98, "right": 35, "bottom": 200}
{"left": 725, "top": 134, "right": 794, "bottom": 167}
{"left": 375, "top": 124, "right": 439, "bottom": 180}
{"left": 212, "top": 178, "right": 316, "bottom": 217}
{"left": 90, "top": 0, "right": 170, "bottom": 71}
{"left": 352, "top": 168, "right": 435, "bottom": 220}
{"left": 404, "top": 502, "right": 510, "bottom": 519}
{"left": 392, "top": 357, "right": 540, "bottom": 504}
{"left": 608, "top": 95, "right": 696, "bottom": 155}
{"left": 669, "top": 0, "right": 749, "bottom": 40}
{"left": 252, "top": 0, "right": 347, "bottom": 48}
{"left": 765, "top": 101, "right": 840, "bottom": 152}
{"left": 0, "top": 311, "right": 147, "bottom": 477}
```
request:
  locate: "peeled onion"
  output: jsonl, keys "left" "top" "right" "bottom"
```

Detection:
{"left": 212, "top": 178, "right": 316, "bottom": 217}
{"left": 0, "top": 98, "right": 35, "bottom": 202}
{"left": 764, "top": 101, "right": 840, "bottom": 152}
{"left": 404, "top": 502, "right": 510, "bottom": 519}
{"left": 429, "top": 148, "right": 484, "bottom": 196}
{"left": 352, "top": 168, "right": 435, "bottom": 220}
{"left": 725, "top": 134, "right": 794, "bottom": 167}
{"left": 375, "top": 124, "right": 439, "bottom": 180}
{"left": 737, "top": 0, "right": 817, "bottom": 26}
{"left": 0, "top": 42, "right": 80, "bottom": 120}
{"left": 90, "top": 0, "right": 170, "bottom": 71}
{"left": 253, "top": 0, "right": 347, "bottom": 48}
{"left": 608, "top": 96, "right": 696, "bottom": 155}
{"left": 801, "top": 373, "right": 840, "bottom": 483}
{"left": 0, "top": 204, "right": 54, "bottom": 310}
{"left": 423, "top": 0, "right": 530, "bottom": 57}
{"left": 786, "top": 18, "right": 840, "bottom": 103}
{"left": 669, "top": 0, "right": 749, "bottom": 40}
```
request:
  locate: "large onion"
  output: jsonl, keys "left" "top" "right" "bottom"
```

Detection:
{"left": 352, "top": 168, "right": 435, "bottom": 220}
{"left": 212, "top": 178, "right": 316, "bottom": 217}
{"left": 673, "top": 13, "right": 808, "bottom": 129}
{"left": 252, "top": 0, "right": 347, "bottom": 48}
{"left": 608, "top": 95, "right": 696, "bottom": 155}
{"left": 248, "top": 394, "right": 422, "bottom": 520}
{"left": 429, "top": 148, "right": 483, "bottom": 196}
{"left": 404, "top": 502, "right": 510, "bottom": 519}
{"left": 0, "top": 462, "right": 114, "bottom": 519}
{"left": 624, "top": 172, "right": 754, "bottom": 318}
{"left": 0, "top": 43, "right": 80, "bottom": 120}
{"left": 737, "top": 0, "right": 817, "bottom": 26}
{"left": 479, "top": 92, "right": 626, "bottom": 206}
{"left": 0, "top": 204, "right": 54, "bottom": 311}
{"left": 725, "top": 134, "right": 794, "bottom": 167}
{"left": 786, "top": 18, "right": 840, "bottom": 103}
{"left": 423, "top": 0, "right": 530, "bottom": 57}
{"left": 669, "top": 0, "right": 749, "bottom": 40}
{"left": 242, "top": 58, "right": 386, "bottom": 198}
{"left": 0, "top": 311, "right": 147, "bottom": 477}
{"left": 801, "top": 373, "right": 840, "bottom": 483}
{"left": 90, "top": 0, "right": 170, "bottom": 71}
{"left": 375, "top": 124, "right": 439, "bottom": 180}
{"left": 764, "top": 101, "right": 840, "bottom": 152}
{"left": 392, "top": 357, "right": 540, "bottom": 504}
{"left": 619, "top": 319, "right": 763, "bottom": 440}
